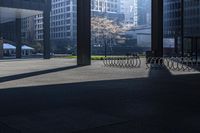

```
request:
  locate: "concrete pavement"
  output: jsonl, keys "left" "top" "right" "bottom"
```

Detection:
{"left": 0, "top": 58, "right": 200, "bottom": 133}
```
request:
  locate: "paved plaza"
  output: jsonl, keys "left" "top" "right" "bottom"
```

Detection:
{"left": 0, "top": 58, "right": 200, "bottom": 133}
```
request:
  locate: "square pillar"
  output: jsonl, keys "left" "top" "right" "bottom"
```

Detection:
{"left": 77, "top": 0, "right": 91, "bottom": 66}
{"left": 0, "top": 27, "right": 3, "bottom": 59}
{"left": 0, "top": 37, "right": 3, "bottom": 59}
{"left": 152, "top": 0, "right": 163, "bottom": 57}
{"left": 16, "top": 18, "right": 22, "bottom": 58}
{"left": 43, "top": 3, "right": 51, "bottom": 59}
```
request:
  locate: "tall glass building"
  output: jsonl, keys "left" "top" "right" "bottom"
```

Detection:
{"left": 163, "top": 0, "right": 181, "bottom": 38}
{"left": 164, "top": 0, "right": 200, "bottom": 57}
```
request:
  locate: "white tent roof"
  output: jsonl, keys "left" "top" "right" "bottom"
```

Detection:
{"left": 22, "top": 45, "right": 34, "bottom": 50}
{"left": 3, "top": 43, "right": 34, "bottom": 50}
{"left": 3, "top": 43, "right": 16, "bottom": 49}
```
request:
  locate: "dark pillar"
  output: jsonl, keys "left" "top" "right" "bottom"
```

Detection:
{"left": 175, "top": 36, "right": 178, "bottom": 54}
{"left": 16, "top": 18, "right": 22, "bottom": 59}
{"left": 151, "top": 0, "right": 163, "bottom": 57}
{"left": 0, "top": 26, "right": 3, "bottom": 59}
{"left": 195, "top": 37, "right": 198, "bottom": 61}
{"left": 181, "top": 0, "right": 184, "bottom": 57}
{"left": 191, "top": 37, "right": 194, "bottom": 57}
{"left": 43, "top": 3, "right": 51, "bottom": 59}
{"left": 77, "top": 0, "right": 91, "bottom": 66}
{"left": 0, "top": 37, "right": 3, "bottom": 59}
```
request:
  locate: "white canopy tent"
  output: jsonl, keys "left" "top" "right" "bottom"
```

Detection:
{"left": 22, "top": 45, "right": 34, "bottom": 50}
{"left": 3, "top": 43, "right": 34, "bottom": 50}
{"left": 3, "top": 43, "right": 34, "bottom": 56}
{"left": 3, "top": 43, "right": 16, "bottom": 49}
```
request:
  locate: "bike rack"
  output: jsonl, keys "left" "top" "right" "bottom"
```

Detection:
{"left": 103, "top": 55, "right": 141, "bottom": 68}
{"left": 146, "top": 57, "right": 200, "bottom": 71}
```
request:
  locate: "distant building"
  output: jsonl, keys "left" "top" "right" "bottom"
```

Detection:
{"left": 22, "top": 0, "right": 77, "bottom": 53}
{"left": 164, "top": 0, "right": 200, "bottom": 37}
{"left": 163, "top": 0, "right": 200, "bottom": 56}
{"left": 184, "top": 0, "right": 200, "bottom": 37}
{"left": 120, "top": 0, "right": 138, "bottom": 26}
{"left": 163, "top": 0, "right": 181, "bottom": 38}
{"left": 91, "top": 0, "right": 124, "bottom": 22}
{"left": 137, "top": 0, "right": 151, "bottom": 26}
{"left": 21, "top": 16, "right": 35, "bottom": 42}
{"left": 91, "top": 0, "right": 121, "bottom": 13}
{"left": 123, "top": 26, "right": 151, "bottom": 48}
{"left": 50, "top": 0, "right": 77, "bottom": 52}
{"left": 34, "top": 14, "right": 44, "bottom": 41}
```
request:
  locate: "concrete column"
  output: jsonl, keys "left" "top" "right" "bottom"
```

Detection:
{"left": 77, "top": 0, "right": 91, "bottom": 66}
{"left": 180, "top": 0, "right": 184, "bottom": 57}
{"left": 151, "top": 0, "right": 163, "bottom": 57}
{"left": 16, "top": 18, "right": 22, "bottom": 58}
{"left": 43, "top": 4, "right": 51, "bottom": 59}
{"left": 0, "top": 37, "right": 3, "bottom": 59}
{"left": 175, "top": 36, "right": 178, "bottom": 54}
{"left": 0, "top": 26, "right": 3, "bottom": 58}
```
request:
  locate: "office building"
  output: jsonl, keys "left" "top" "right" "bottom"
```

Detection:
{"left": 0, "top": 0, "right": 51, "bottom": 59}
{"left": 50, "top": 0, "right": 77, "bottom": 53}
{"left": 164, "top": 0, "right": 200, "bottom": 56}
{"left": 163, "top": 0, "right": 181, "bottom": 38}
{"left": 137, "top": 0, "right": 151, "bottom": 26}
{"left": 120, "top": 0, "right": 138, "bottom": 26}
{"left": 91, "top": 0, "right": 124, "bottom": 22}
{"left": 22, "top": 0, "right": 77, "bottom": 53}
{"left": 21, "top": 16, "right": 35, "bottom": 43}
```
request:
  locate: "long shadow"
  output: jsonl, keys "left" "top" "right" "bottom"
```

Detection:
{"left": 148, "top": 65, "right": 172, "bottom": 78}
{"left": 0, "top": 65, "right": 79, "bottom": 83}
{"left": 0, "top": 73, "right": 200, "bottom": 133}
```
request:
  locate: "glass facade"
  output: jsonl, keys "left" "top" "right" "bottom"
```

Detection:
{"left": 164, "top": 0, "right": 200, "bottom": 58}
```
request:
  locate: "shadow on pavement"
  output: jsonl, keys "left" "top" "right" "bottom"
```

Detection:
{"left": 0, "top": 72, "right": 200, "bottom": 133}
{"left": 0, "top": 65, "right": 79, "bottom": 83}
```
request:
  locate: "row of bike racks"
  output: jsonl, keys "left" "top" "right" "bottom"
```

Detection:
{"left": 103, "top": 56, "right": 141, "bottom": 68}
{"left": 146, "top": 57, "right": 200, "bottom": 71}
{"left": 103, "top": 55, "right": 200, "bottom": 71}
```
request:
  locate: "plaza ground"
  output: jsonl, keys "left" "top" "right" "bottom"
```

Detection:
{"left": 0, "top": 58, "right": 200, "bottom": 133}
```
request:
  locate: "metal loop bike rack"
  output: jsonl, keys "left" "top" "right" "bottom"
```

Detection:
{"left": 146, "top": 57, "right": 200, "bottom": 71}
{"left": 103, "top": 55, "right": 141, "bottom": 68}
